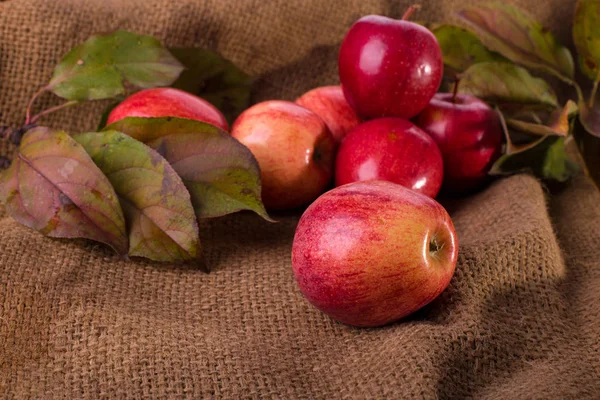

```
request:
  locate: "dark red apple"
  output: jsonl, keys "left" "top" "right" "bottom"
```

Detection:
{"left": 338, "top": 10, "right": 443, "bottom": 120}
{"left": 335, "top": 118, "right": 443, "bottom": 198}
{"left": 231, "top": 101, "right": 336, "bottom": 210}
{"left": 107, "top": 87, "right": 229, "bottom": 131}
{"left": 296, "top": 85, "right": 361, "bottom": 142}
{"left": 416, "top": 93, "right": 504, "bottom": 193}
{"left": 292, "top": 180, "right": 458, "bottom": 327}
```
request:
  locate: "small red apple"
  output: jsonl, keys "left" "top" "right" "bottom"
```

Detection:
{"left": 296, "top": 85, "right": 361, "bottom": 142}
{"left": 416, "top": 93, "right": 504, "bottom": 193}
{"left": 338, "top": 8, "right": 443, "bottom": 120}
{"left": 335, "top": 118, "right": 443, "bottom": 198}
{"left": 292, "top": 180, "right": 458, "bottom": 327}
{"left": 107, "top": 87, "right": 229, "bottom": 131}
{"left": 231, "top": 101, "right": 336, "bottom": 210}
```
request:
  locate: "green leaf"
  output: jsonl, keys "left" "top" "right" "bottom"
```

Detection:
{"left": 169, "top": 48, "right": 252, "bottom": 124}
{"left": 456, "top": 62, "right": 558, "bottom": 109}
{"left": 490, "top": 136, "right": 579, "bottom": 181}
{"left": 573, "top": 0, "right": 600, "bottom": 81}
{"left": 74, "top": 130, "right": 201, "bottom": 263}
{"left": 431, "top": 24, "right": 508, "bottom": 72}
{"left": 105, "top": 117, "right": 272, "bottom": 221}
{"left": 507, "top": 100, "right": 579, "bottom": 137}
{"left": 49, "top": 31, "right": 184, "bottom": 101}
{"left": 0, "top": 127, "right": 128, "bottom": 254}
{"left": 457, "top": 3, "right": 574, "bottom": 79}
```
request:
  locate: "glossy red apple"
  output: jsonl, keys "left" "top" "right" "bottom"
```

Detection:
{"left": 335, "top": 118, "right": 443, "bottom": 198}
{"left": 417, "top": 93, "right": 504, "bottom": 193}
{"left": 107, "top": 87, "right": 229, "bottom": 131}
{"left": 338, "top": 9, "right": 443, "bottom": 120}
{"left": 292, "top": 180, "right": 458, "bottom": 327}
{"left": 231, "top": 101, "right": 336, "bottom": 210}
{"left": 296, "top": 85, "right": 361, "bottom": 142}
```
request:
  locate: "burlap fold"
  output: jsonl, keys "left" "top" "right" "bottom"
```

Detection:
{"left": 1, "top": 0, "right": 599, "bottom": 398}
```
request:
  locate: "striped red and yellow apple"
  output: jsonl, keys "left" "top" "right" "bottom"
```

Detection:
{"left": 291, "top": 181, "right": 458, "bottom": 327}
{"left": 107, "top": 87, "right": 230, "bottom": 131}
{"left": 231, "top": 100, "right": 336, "bottom": 210}
{"left": 296, "top": 85, "right": 361, "bottom": 143}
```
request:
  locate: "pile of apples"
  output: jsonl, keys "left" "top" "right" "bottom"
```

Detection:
{"left": 107, "top": 9, "right": 504, "bottom": 327}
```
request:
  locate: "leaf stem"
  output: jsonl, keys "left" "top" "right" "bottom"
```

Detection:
{"left": 530, "top": 112, "right": 543, "bottom": 124}
{"left": 0, "top": 124, "right": 37, "bottom": 146}
{"left": 402, "top": 4, "right": 421, "bottom": 21}
{"left": 494, "top": 106, "right": 513, "bottom": 153}
{"left": 30, "top": 100, "right": 79, "bottom": 124}
{"left": 588, "top": 71, "right": 600, "bottom": 109}
{"left": 24, "top": 86, "right": 49, "bottom": 125}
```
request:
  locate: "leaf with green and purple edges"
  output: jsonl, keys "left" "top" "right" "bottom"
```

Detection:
{"left": 456, "top": 3, "right": 574, "bottom": 79}
{"left": 491, "top": 108, "right": 578, "bottom": 181}
{"left": 74, "top": 130, "right": 201, "bottom": 263}
{"left": 573, "top": 0, "right": 600, "bottom": 81}
{"left": 507, "top": 100, "right": 578, "bottom": 137}
{"left": 0, "top": 127, "right": 128, "bottom": 254}
{"left": 580, "top": 101, "right": 600, "bottom": 138}
{"left": 489, "top": 136, "right": 579, "bottom": 181}
{"left": 49, "top": 31, "right": 184, "bottom": 101}
{"left": 431, "top": 24, "right": 509, "bottom": 72}
{"left": 456, "top": 62, "right": 558, "bottom": 110}
{"left": 169, "top": 48, "right": 253, "bottom": 124}
{"left": 105, "top": 117, "right": 272, "bottom": 220}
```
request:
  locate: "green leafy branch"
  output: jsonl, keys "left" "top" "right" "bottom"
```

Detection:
{"left": 0, "top": 30, "right": 269, "bottom": 269}
{"left": 429, "top": 1, "right": 600, "bottom": 186}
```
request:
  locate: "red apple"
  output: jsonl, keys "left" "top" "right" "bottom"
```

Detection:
{"left": 416, "top": 93, "right": 504, "bottom": 193}
{"left": 338, "top": 9, "right": 443, "bottom": 120}
{"left": 296, "top": 85, "right": 361, "bottom": 142}
{"left": 292, "top": 180, "right": 458, "bottom": 327}
{"left": 335, "top": 118, "right": 443, "bottom": 198}
{"left": 107, "top": 87, "right": 229, "bottom": 131}
{"left": 231, "top": 101, "right": 336, "bottom": 210}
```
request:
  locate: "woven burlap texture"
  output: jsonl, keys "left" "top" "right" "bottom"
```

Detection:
{"left": 1, "top": 0, "right": 599, "bottom": 398}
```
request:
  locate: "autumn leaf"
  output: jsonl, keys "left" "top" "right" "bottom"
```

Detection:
{"left": 0, "top": 127, "right": 128, "bottom": 254}
{"left": 105, "top": 117, "right": 272, "bottom": 220}
{"left": 457, "top": 3, "right": 574, "bottom": 79}
{"left": 75, "top": 130, "right": 201, "bottom": 264}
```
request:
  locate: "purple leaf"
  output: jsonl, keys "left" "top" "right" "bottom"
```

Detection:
{"left": 0, "top": 127, "right": 128, "bottom": 254}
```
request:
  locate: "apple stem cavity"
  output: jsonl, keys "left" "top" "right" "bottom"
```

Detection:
{"left": 401, "top": 4, "right": 421, "bottom": 21}
{"left": 429, "top": 234, "right": 445, "bottom": 259}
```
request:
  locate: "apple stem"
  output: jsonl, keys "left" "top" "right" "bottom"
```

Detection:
{"left": 452, "top": 78, "right": 460, "bottom": 103}
{"left": 402, "top": 4, "right": 421, "bottom": 21}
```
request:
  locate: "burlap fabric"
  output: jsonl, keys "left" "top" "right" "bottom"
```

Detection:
{"left": 1, "top": 0, "right": 599, "bottom": 398}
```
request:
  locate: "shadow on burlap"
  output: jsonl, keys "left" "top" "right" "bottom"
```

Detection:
{"left": 1, "top": 0, "right": 599, "bottom": 398}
